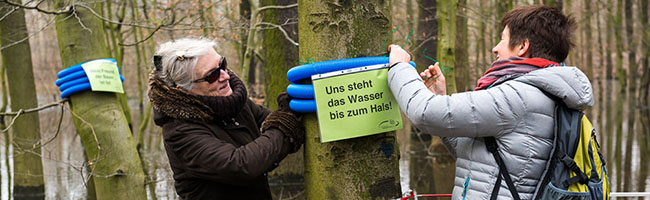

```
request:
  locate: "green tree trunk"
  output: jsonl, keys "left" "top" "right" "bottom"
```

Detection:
{"left": 260, "top": 0, "right": 303, "bottom": 198}
{"left": 637, "top": 0, "right": 650, "bottom": 192}
{"left": 595, "top": 0, "right": 606, "bottom": 148}
{"left": 0, "top": 3, "right": 45, "bottom": 199}
{"left": 613, "top": 0, "right": 625, "bottom": 192}
{"left": 53, "top": 1, "right": 147, "bottom": 199}
{"left": 584, "top": 0, "right": 594, "bottom": 120}
{"left": 622, "top": 0, "right": 636, "bottom": 192}
{"left": 604, "top": 0, "right": 615, "bottom": 174}
{"left": 455, "top": 0, "right": 469, "bottom": 92}
{"left": 437, "top": 0, "right": 457, "bottom": 94}
{"left": 432, "top": 0, "right": 459, "bottom": 195}
{"left": 298, "top": 1, "right": 401, "bottom": 199}
{"left": 494, "top": 0, "right": 512, "bottom": 45}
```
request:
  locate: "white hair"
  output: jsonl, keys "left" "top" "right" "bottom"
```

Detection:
{"left": 154, "top": 37, "right": 217, "bottom": 90}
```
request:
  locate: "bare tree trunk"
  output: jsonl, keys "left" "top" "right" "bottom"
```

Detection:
{"left": 438, "top": 0, "right": 458, "bottom": 94}
{"left": 455, "top": 0, "right": 469, "bottom": 92}
{"left": 637, "top": 0, "right": 650, "bottom": 192}
{"left": 494, "top": 0, "right": 512, "bottom": 45}
{"left": 413, "top": 0, "right": 437, "bottom": 72}
{"left": 299, "top": 0, "right": 401, "bottom": 198}
{"left": 604, "top": 0, "right": 615, "bottom": 175}
{"left": 0, "top": 3, "right": 45, "bottom": 199}
{"left": 53, "top": 0, "right": 147, "bottom": 199}
{"left": 410, "top": 1, "right": 439, "bottom": 193}
{"left": 613, "top": 0, "right": 625, "bottom": 192}
{"left": 260, "top": 0, "right": 303, "bottom": 198}
{"left": 623, "top": 0, "right": 636, "bottom": 192}
{"left": 584, "top": 0, "right": 594, "bottom": 120}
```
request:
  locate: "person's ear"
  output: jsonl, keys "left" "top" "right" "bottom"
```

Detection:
{"left": 517, "top": 39, "right": 530, "bottom": 57}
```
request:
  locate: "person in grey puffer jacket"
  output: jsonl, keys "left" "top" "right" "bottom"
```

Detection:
{"left": 387, "top": 5, "right": 589, "bottom": 200}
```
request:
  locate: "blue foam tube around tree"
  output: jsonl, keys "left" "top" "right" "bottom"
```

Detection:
{"left": 56, "top": 58, "right": 120, "bottom": 78}
{"left": 287, "top": 84, "right": 314, "bottom": 99}
{"left": 286, "top": 57, "right": 416, "bottom": 83}
{"left": 60, "top": 83, "right": 91, "bottom": 99}
{"left": 289, "top": 99, "right": 316, "bottom": 113}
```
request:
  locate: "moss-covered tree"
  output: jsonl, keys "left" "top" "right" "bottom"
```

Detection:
{"left": 261, "top": 0, "right": 303, "bottom": 198}
{"left": 0, "top": 3, "right": 45, "bottom": 199}
{"left": 622, "top": 0, "right": 636, "bottom": 192}
{"left": 298, "top": 0, "right": 401, "bottom": 198}
{"left": 53, "top": 0, "right": 146, "bottom": 199}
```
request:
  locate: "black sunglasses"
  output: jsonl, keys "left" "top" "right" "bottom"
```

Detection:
{"left": 192, "top": 56, "right": 227, "bottom": 84}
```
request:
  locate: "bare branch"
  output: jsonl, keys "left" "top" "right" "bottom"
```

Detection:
{"left": 0, "top": 15, "right": 62, "bottom": 51}
{"left": 118, "top": 24, "right": 162, "bottom": 46}
{"left": 0, "top": 0, "right": 71, "bottom": 15}
{"left": 0, "top": 5, "right": 18, "bottom": 21}
{"left": 257, "top": 22, "right": 298, "bottom": 46}
{"left": 0, "top": 98, "right": 67, "bottom": 116}
{"left": 257, "top": 3, "right": 297, "bottom": 14}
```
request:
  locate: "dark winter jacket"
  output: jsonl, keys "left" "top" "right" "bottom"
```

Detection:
{"left": 149, "top": 71, "right": 292, "bottom": 199}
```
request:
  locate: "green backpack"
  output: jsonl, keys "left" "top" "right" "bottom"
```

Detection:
{"left": 485, "top": 99, "right": 610, "bottom": 200}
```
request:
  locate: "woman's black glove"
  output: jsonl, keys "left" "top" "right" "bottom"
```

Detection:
{"left": 261, "top": 92, "right": 305, "bottom": 153}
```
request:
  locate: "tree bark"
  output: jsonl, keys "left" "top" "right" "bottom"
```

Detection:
{"left": 455, "top": 0, "right": 469, "bottom": 92}
{"left": 437, "top": 0, "right": 458, "bottom": 94}
{"left": 299, "top": 0, "right": 401, "bottom": 199}
{"left": 0, "top": 3, "right": 45, "bottom": 199}
{"left": 261, "top": 0, "right": 303, "bottom": 198}
{"left": 623, "top": 0, "right": 636, "bottom": 192}
{"left": 637, "top": 0, "right": 650, "bottom": 192}
{"left": 613, "top": 0, "right": 625, "bottom": 192}
{"left": 494, "top": 0, "right": 512, "bottom": 45}
{"left": 53, "top": 0, "right": 147, "bottom": 199}
{"left": 584, "top": 0, "right": 594, "bottom": 120}
{"left": 413, "top": 0, "right": 437, "bottom": 73}
{"left": 604, "top": 0, "right": 615, "bottom": 175}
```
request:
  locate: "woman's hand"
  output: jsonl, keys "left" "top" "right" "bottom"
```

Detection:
{"left": 387, "top": 44, "right": 411, "bottom": 67}
{"left": 419, "top": 63, "right": 447, "bottom": 95}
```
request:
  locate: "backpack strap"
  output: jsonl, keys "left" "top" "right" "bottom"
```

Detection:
{"left": 485, "top": 137, "right": 521, "bottom": 200}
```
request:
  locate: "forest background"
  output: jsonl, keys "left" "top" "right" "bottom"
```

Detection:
{"left": 0, "top": 0, "right": 648, "bottom": 199}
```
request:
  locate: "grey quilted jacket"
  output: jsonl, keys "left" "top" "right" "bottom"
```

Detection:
{"left": 387, "top": 63, "right": 593, "bottom": 200}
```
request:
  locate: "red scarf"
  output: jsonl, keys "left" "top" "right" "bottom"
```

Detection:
{"left": 474, "top": 57, "right": 559, "bottom": 91}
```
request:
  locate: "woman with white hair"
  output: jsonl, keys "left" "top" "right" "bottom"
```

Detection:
{"left": 148, "top": 38, "right": 304, "bottom": 199}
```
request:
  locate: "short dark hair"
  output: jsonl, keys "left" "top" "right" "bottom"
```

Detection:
{"left": 501, "top": 5, "right": 575, "bottom": 62}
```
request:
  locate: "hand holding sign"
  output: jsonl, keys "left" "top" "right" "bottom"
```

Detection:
{"left": 419, "top": 63, "right": 447, "bottom": 95}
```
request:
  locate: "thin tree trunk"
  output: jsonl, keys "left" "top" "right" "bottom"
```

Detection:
{"left": 455, "top": 0, "right": 469, "bottom": 92}
{"left": 637, "top": 0, "right": 650, "bottom": 192}
{"left": 409, "top": 1, "right": 438, "bottom": 194}
{"left": 604, "top": 0, "right": 615, "bottom": 175}
{"left": 438, "top": 0, "right": 458, "bottom": 94}
{"left": 53, "top": 0, "right": 147, "bottom": 199}
{"left": 613, "top": 0, "right": 625, "bottom": 192}
{"left": 595, "top": 0, "right": 606, "bottom": 152}
{"left": 584, "top": 0, "right": 594, "bottom": 120}
{"left": 623, "top": 0, "right": 636, "bottom": 192}
{"left": 475, "top": 0, "right": 486, "bottom": 81}
{"left": 0, "top": 43, "right": 6, "bottom": 199}
{"left": 413, "top": 0, "right": 437, "bottom": 72}
{"left": 409, "top": 128, "right": 435, "bottom": 193}
{"left": 260, "top": 0, "right": 303, "bottom": 198}
{"left": 494, "top": 0, "right": 512, "bottom": 45}
{"left": 0, "top": 3, "right": 45, "bottom": 199}
{"left": 299, "top": 0, "right": 401, "bottom": 198}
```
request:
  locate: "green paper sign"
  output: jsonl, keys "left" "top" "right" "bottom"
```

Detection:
{"left": 81, "top": 60, "right": 124, "bottom": 94}
{"left": 313, "top": 64, "right": 403, "bottom": 143}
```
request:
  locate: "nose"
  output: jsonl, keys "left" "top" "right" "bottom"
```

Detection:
{"left": 219, "top": 70, "right": 230, "bottom": 81}
{"left": 492, "top": 44, "right": 498, "bottom": 55}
